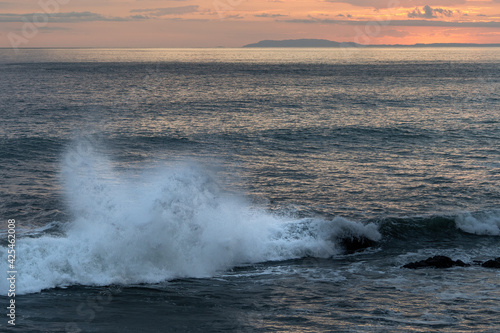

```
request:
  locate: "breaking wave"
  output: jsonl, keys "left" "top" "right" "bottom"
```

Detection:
{"left": 0, "top": 142, "right": 380, "bottom": 295}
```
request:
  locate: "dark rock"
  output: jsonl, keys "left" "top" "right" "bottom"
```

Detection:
{"left": 403, "top": 256, "right": 470, "bottom": 269}
{"left": 340, "top": 236, "right": 377, "bottom": 254}
{"left": 482, "top": 257, "right": 500, "bottom": 268}
{"left": 454, "top": 259, "right": 469, "bottom": 267}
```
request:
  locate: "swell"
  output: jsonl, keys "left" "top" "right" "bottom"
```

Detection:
{"left": 378, "top": 211, "right": 500, "bottom": 240}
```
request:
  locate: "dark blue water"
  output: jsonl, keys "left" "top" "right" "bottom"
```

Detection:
{"left": 1, "top": 48, "right": 500, "bottom": 332}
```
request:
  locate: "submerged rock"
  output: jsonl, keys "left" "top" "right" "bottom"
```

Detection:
{"left": 403, "top": 256, "right": 470, "bottom": 269}
{"left": 482, "top": 257, "right": 500, "bottom": 268}
{"left": 403, "top": 255, "right": 500, "bottom": 269}
{"left": 340, "top": 236, "right": 378, "bottom": 254}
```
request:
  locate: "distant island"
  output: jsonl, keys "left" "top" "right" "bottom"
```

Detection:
{"left": 243, "top": 39, "right": 500, "bottom": 48}
{"left": 243, "top": 39, "right": 360, "bottom": 48}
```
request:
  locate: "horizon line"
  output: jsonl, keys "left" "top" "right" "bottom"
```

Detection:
{"left": 2, "top": 44, "right": 500, "bottom": 50}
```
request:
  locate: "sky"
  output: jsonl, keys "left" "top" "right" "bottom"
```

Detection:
{"left": 0, "top": 0, "right": 500, "bottom": 48}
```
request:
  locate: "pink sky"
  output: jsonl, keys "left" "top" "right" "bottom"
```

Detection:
{"left": 1, "top": 0, "right": 500, "bottom": 48}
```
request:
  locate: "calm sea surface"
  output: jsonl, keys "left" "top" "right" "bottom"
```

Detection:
{"left": 1, "top": 48, "right": 500, "bottom": 332}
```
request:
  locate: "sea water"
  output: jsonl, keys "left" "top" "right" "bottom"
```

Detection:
{"left": 0, "top": 48, "right": 499, "bottom": 332}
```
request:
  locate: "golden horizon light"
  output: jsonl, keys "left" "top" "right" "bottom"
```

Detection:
{"left": 0, "top": 0, "right": 499, "bottom": 48}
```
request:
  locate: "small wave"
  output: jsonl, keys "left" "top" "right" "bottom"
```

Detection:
{"left": 376, "top": 209, "right": 500, "bottom": 241}
{"left": 455, "top": 210, "right": 500, "bottom": 236}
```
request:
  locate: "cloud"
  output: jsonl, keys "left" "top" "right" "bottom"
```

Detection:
{"left": 381, "top": 29, "right": 410, "bottom": 37}
{"left": 38, "top": 26, "right": 72, "bottom": 33}
{"left": 129, "top": 15, "right": 150, "bottom": 20}
{"left": 39, "top": 26, "right": 71, "bottom": 30}
{"left": 130, "top": 5, "right": 199, "bottom": 17}
{"left": 282, "top": 17, "right": 500, "bottom": 28}
{"left": 254, "top": 13, "right": 288, "bottom": 18}
{"left": 0, "top": 6, "right": 200, "bottom": 24}
{"left": 324, "top": 0, "right": 467, "bottom": 9}
{"left": 224, "top": 14, "right": 244, "bottom": 20}
{"left": 408, "top": 5, "right": 454, "bottom": 18}
{"left": 0, "top": 12, "right": 130, "bottom": 23}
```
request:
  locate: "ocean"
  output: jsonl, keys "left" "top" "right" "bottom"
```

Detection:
{"left": 0, "top": 47, "right": 499, "bottom": 332}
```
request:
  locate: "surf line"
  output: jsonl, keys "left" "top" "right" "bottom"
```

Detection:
{"left": 6, "top": 219, "right": 16, "bottom": 326}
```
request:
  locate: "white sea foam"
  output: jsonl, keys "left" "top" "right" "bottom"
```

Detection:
{"left": 1, "top": 142, "right": 380, "bottom": 295}
{"left": 455, "top": 210, "right": 500, "bottom": 236}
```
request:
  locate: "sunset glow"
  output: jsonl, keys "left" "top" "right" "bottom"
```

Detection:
{"left": 1, "top": 0, "right": 500, "bottom": 47}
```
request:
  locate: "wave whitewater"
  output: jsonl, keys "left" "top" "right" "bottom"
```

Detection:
{"left": 1, "top": 143, "right": 381, "bottom": 295}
